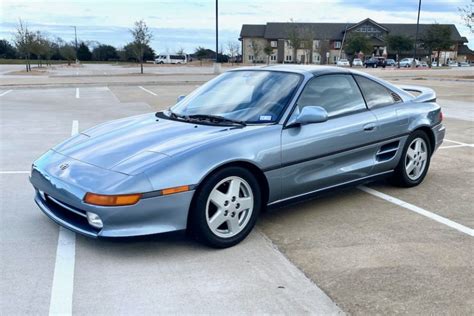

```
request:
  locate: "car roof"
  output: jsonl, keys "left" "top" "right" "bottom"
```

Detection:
{"left": 230, "top": 65, "right": 352, "bottom": 76}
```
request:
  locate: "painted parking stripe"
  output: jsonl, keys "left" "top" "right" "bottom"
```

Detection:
{"left": 440, "top": 139, "right": 474, "bottom": 149}
{"left": 0, "top": 171, "right": 30, "bottom": 174}
{"left": 359, "top": 185, "right": 474, "bottom": 237}
{"left": 49, "top": 120, "right": 78, "bottom": 315}
{"left": 0, "top": 90, "right": 12, "bottom": 97}
{"left": 139, "top": 86, "right": 157, "bottom": 96}
{"left": 439, "top": 144, "right": 473, "bottom": 149}
{"left": 75, "top": 88, "right": 80, "bottom": 99}
{"left": 444, "top": 139, "right": 472, "bottom": 146}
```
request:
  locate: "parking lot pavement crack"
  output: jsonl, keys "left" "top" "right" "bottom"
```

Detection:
{"left": 256, "top": 228, "right": 345, "bottom": 315}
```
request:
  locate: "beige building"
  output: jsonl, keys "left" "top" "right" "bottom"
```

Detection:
{"left": 239, "top": 18, "right": 467, "bottom": 65}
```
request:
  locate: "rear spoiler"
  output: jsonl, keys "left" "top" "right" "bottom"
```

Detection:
{"left": 397, "top": 85, "right": 436, "bottom": 103}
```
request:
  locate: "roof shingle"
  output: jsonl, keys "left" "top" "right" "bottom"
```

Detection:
{"left": 240, "top": 20, "right": 465, "bottom": 43}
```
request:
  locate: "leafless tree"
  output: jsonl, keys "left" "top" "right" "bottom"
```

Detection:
{"left": 301, "top": 27, "right": 315, "bottom": 64}
{"left": 227, "top": 41, "right": 240, "bottom": 65}
{"left": 263, "top": 44, "right": 273, "bottom": 65}
{"left": 31, "top": 31, "right": 50, "bottom": 67}
{"left": 249, "top": 39, "right": 262, "bottom": 64}
{"left": 317, "top": 40, "right": 330, "bottom": 65}
{"left": 130, "top": 20, "right": 153, "bottom": 74}
{"left": 176, "top": 47, "right": 185, "bottom": 56}
{"left": 13, "top": 19, "right": 35, "bottom": 72}
{"left": 57, "top": 38, "right": 76, "bottom": 65}
{"left": 459, "top": 3, "right": 473, "bottom": 33}
{"left": 287, "top": 19, "right": 302, "bottom": 63}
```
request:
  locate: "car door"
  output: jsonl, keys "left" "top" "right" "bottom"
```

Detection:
{"left": 280, "top": 74, "right": 379, "bottom": 200}
{"left": 353, "top": 75, "right": 409, "bottom": 174}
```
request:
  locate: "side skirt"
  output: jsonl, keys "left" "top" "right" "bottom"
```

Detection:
{"left": 266, "top": 170, "right": 394, "bottom": 209}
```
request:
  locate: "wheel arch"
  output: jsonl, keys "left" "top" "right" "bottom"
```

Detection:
{"left": 203, "top": 161, "right": 269, "bottom": 204}
{"left": 188, "top": 161, "right": 270, "bottom": 222}
{"left": 413, "top": 125, "right": 435, "bottom": 154}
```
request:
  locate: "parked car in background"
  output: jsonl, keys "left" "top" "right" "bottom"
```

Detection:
{"left": 431, "top": 61, "right": 440, "bottom": 67}
{"left": 448, "top": 60, "right": 459, "bottom": 67}
{"left": 352, "top": 58, "right": 363, "bottom": 67}
{"left": 399, "top": 58, "right": 420, "bottom": 68}
{"left": 459, "top": 61, "right": 470, "bottom": 67}
{"left": 420, "top": 61, "right": 429, "bottom": 67}
{"left": 155, "top": 54, "right": 187, "bottom": 64}
{"left": 336, "top": 59, "right": 350, "bottom": 67}
{"left": 386, "top": 59, "right": 396, "bottom": 67}
{"left": 364, "top": 57, "right": 386, "bottom": 68}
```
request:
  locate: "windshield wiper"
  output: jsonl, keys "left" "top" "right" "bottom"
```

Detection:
{"left": 186, "top": 114, "right": 247, "bottom": 127}
{"left": 167, "top": 110, "right": 188, "bottom": 121}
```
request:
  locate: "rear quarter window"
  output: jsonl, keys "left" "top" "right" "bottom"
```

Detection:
{"left": 355, "top": 75, "right": 399, "bottom": 109}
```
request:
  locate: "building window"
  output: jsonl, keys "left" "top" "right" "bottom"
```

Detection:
{"left": 285, "top": 55, "right": 292, "bottom": 61}
{"left": 270, "top": 41, "right": 277, "bottom": 48}
{"left": 334, "top": 41, "right": 341, "bottom": 49}
{"left": 248, "top": 55, "right": 254, "bottom": 61}
{"left": 270, "top": 55, "right": 277, "bottom": 61}
{"left": 333, "top": 56, "right": 337, "bottom": 63}
{"left": 314, "top": 40, "right": 320, "bottom": 49}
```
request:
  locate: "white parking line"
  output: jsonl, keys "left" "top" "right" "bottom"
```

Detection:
{"left": 75, "top": 88, "right": 80, "bottom": 99}
{"left": 359, "top": 185, "right": 474, "bottom": 237}
{"left": 444, "top": 139, "right": 472, "bottom": 146}
{"left": 139, "top": 86, "right": 157, "bottom": 96}
{"left": 0, "top": 171, "right": 30, "bottom": 174}
{"left": 439, "top": 144, "right": 472, "bottom": 149}
{"left": 0, "top": 90, "right": 12, "bottom": 97}
{"left": 49, "top": 120, "right": 78, "bottom": 315}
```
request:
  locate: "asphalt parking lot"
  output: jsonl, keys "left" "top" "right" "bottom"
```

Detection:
{"left": 0, "top": 65, "right": 473, "bottom": 315}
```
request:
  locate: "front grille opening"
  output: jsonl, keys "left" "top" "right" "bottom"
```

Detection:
{"left": 43, "top": 194, "right": 100, "bottom": 233}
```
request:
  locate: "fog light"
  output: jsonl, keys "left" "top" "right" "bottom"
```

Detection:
{"left": 86, "top": 212, "right": 103, "bottom": 229}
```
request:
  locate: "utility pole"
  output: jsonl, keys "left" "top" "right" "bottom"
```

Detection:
{"left": 412, "top": 0, "right": 421, "bottom": 68}
{"left": 71, "top": 26, "right": 78, "bottom": 63}
{"left": 339, "top": 23, "right": 348, "bottom": 60}
{"left": 215, "top": 0, "right": 218, "bottom": 63}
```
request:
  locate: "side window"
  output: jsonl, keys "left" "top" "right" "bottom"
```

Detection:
{"left": 355, "top": 75, "right": 398, "bottom": 108}
{"left": 295, "top": 75, "right": 366, "bottom": 118}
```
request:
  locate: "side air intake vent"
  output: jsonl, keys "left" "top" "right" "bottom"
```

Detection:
{"left": 391, "top": 92, "right": 402, "bottom": 102}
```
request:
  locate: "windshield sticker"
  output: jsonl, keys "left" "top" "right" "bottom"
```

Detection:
{"left": 259, "top": 115, "right": 273, "bottom": 121}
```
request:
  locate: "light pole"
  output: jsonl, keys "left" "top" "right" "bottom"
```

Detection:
{"left": 71, "top": 26, "right": 78, "bottom": 63}
{"left": 215, "top": 0, "right": 218, "bottom": 63}
{"left": 412, "top": 0, "right": 421, "bottom": 68}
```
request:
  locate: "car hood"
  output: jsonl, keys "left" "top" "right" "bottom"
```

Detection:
{"left": 53, "top": 113, "right": 255, "bottom": 175}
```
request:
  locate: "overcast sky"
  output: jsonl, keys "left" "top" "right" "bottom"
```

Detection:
{"left": 1, "top": 0, "right": 472, "bottom": 53}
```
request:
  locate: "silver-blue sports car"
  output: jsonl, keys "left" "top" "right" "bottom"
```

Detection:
{"left": 30, "top": 66, "right": 445, "bottom": 248}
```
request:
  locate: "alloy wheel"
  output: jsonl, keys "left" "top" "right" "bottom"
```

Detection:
{"left": 205, "top": 176, "right": 254, "bottom": 238}
{"left": 405, "top": 137, "right": 428, "bottom": 180}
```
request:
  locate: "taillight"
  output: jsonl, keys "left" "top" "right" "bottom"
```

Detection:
{"left": 439, "top": 111, "right": 443, "bottom": 122}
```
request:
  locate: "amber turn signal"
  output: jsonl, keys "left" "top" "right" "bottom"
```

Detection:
{"left": 161, "top": 185, "right": 190, "bottom": 195}
{"left": 84, "top": 192, "right": 141, "bottom": 206}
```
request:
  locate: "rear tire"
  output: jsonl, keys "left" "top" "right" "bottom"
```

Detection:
{"left": 391, "top": 130, "right": 431, "bottom": 187}
{"left": 188, "top": 167, "right": 261, "bottom": 248}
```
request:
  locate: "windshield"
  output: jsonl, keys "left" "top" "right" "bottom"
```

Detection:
{"left": 169, "top": 70, "right": 301, "bottom": 124}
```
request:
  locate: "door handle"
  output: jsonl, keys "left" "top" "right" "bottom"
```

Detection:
{"left": 363, "top": 123, "right": 377, "bottom": 131}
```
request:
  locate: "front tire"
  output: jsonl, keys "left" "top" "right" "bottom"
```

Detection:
{"left": 391, "top": 131, "right": 431, "bottom": 187}
{"left": 188, "top": 167, "right": 261, "bottom": 248}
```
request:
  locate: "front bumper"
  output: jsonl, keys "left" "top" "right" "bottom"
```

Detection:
{"left": 30, "top": 167, "right": 195, "bottom": 238}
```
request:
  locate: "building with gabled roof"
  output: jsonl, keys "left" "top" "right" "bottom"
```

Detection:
{"left": 239, "top": 18, "right": 467, "bottom": 65}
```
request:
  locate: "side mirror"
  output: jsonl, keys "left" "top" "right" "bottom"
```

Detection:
{"left": 177, "top": 95, "right": 186, "bottom": 103}
{"left": 288, "top": 106, "right": 328, "bottom": 127}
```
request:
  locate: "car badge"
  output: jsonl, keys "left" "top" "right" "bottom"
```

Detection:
{"left": 59, "top": 163, "right": 69, "bottom": 171}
